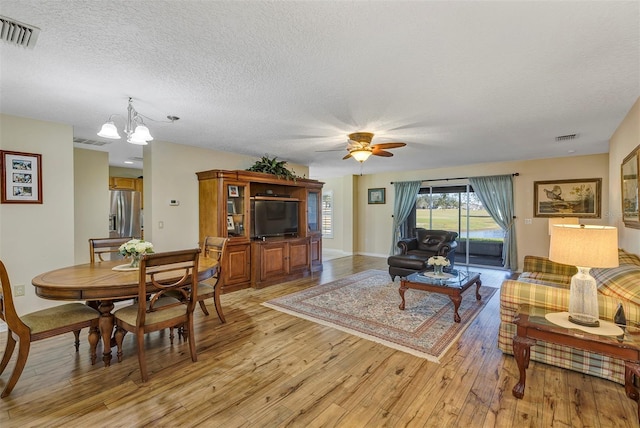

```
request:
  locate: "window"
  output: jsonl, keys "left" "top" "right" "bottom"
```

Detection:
{"left": 322, "top": 191, "right": 333, "bottom": 238}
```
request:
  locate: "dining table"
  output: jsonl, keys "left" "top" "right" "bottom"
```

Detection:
{"left": 31, "top": 257, "right": 218, "bottom": 366}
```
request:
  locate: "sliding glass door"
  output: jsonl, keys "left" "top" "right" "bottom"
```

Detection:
{"left": 415, "top": 185, "right": 504, "bottom": 267}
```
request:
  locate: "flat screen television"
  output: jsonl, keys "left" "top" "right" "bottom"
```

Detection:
{"left": 251, "top": 199, "right": 299, "bottom": 238}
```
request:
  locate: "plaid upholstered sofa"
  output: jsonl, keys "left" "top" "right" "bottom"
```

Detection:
{"left": 499, "top": 249, "right": 640, "bottom": 384}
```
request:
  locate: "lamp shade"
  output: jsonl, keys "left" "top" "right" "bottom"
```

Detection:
{"left": 131, "top": 125, "right": 153, "bottom": 142}
{"left": 549, "top": 224, "right": 618, "bottom": 268}
{"left": 127, "top": 133, "right": 149, "bottom": 145}
{"left": 97, "top": 121, "right": 121, "bottom": 139}
{"left": 548, "top": 217, "right": 579, "bottom": 235}
{"left": 351, "top": 149, "right": 372, "bottom": 163}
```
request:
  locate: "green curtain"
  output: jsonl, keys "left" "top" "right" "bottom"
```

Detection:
{"left": 390, "top": 181, "right": 422, "bottom": 255}
{"left": 468, "top": 174, "right": 518, "bottom": 270}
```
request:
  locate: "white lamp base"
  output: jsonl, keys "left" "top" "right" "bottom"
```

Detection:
{"left": 568, "top": 266, "right": 600, "bottom": 327}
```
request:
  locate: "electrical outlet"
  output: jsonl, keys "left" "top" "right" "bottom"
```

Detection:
{"left": 14, "top": 284, "right": 25, "bottom": 297}
{"left": 524, "top": 218, "right": 532, "bottom": 224}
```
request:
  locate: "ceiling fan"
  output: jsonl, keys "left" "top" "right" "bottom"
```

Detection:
{"left": 342, "top": 132, "right": 407, "bottom": 163}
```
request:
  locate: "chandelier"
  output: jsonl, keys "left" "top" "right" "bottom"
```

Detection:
{"left": 97, "top": 98, "right": 178, "bottom": 145}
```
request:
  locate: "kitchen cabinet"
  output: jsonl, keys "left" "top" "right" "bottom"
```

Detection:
{"left": 109, "top": 176, "right": 143, "bottom": 208}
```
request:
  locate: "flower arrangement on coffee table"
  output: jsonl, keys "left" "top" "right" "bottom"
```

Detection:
{"left": 119, "top": 239, "right": 154, "bottom": 268}
{"left": 427, "top": 255, "right": 450, "bottom": 276}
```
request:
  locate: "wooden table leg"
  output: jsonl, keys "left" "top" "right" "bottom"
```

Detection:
{"left": 450, "top": 294, "right": 462, "bottom": 323}
{"left": 624, "top": 361, "right": 640, "bottom": 423}
{"left": 399, "top": 283, "right": 407, "bottom": 310}
{"left": 475, "top": 279, "right": 482, "bottom": 300}
{"left": 625, "top": 362, "right": 640, "bottom": 402}
{"left": 97, "top": 300, "right": 115, "bottom": 366}
{"left": 512, "top": 335, "right": 536, "bottom": 399}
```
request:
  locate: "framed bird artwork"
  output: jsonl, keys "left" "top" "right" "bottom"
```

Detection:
{"left": 533, "top": 178, "right": 602, "bottom": 218}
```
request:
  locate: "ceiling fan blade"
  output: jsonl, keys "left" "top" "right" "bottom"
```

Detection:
{"left": 372, "top": 142, "right": 406, "bottom": 150}
{"left": 342, "top": 153, "right": 353, "bottom": 160}
{"left": 316, "top": 148, "right": 348, "bottom": 153}
{"left": 372, "top": 149, "right": 394, "bottom": 157}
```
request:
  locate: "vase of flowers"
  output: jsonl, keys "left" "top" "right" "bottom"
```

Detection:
{"left": 118, "top": 239, "right": 154, "bottom": 268}
{"left": 427, "top": 255, "right": 450, "bottom": 276}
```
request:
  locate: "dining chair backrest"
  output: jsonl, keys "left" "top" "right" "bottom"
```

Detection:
{"left": 201, "top": 236, "right": 228, "bottom": 264}
{"left": 89, "top": 237, "right": 132, "bottom": 263}
{"left": 136, "top": 248, "right": 201, "bottom": 328}
{"left": 193, "top": 236, "right": 229, "bottom": 321}
{"left": 0, "top": 260, "right": 27, "bottom": 334}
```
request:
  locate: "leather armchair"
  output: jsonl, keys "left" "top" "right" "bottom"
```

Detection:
{"left": 388, "top": 229, "right": 458, "bottom": 281}
{"left": 398, "top": 229, "right": 458, "bottom": 263}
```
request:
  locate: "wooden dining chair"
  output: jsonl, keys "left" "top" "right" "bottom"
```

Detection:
{"left": 0, "top": 260, "right": 100, "bottom": 398}
{"left": 196, "top": 236, "right": 228, "bottom": 323}
{"left": 89, "top": 237, "right": 132, "bottom": 263}
{"left": 113, "top": 248, "right": 200, "bottom": 382}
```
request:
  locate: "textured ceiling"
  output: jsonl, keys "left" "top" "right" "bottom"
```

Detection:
{"left": 0, "top": 1, "right": 638, "bottom": 178}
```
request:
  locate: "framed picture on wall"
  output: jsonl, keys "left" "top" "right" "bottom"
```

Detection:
{"left": 1, "top": 150, "right": 43, "bottom": 204}
{"left": 533, "top": 178, "right": 601, "bottom": 218}
{"left": 368, "top": 188, "right": 385, "bottom": 204}
{"left": 622, "top": 144, "right": 640, "bottom": 229}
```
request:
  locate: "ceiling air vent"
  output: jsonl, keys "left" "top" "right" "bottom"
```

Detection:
{"left": 0, "top": 15, "right": 40, "bottom": 48}
{"left": 555, "top": 134, "right": 578, "bottom": 142}
{"left": 73, "top": 137, "right": 110, "bottom": 147}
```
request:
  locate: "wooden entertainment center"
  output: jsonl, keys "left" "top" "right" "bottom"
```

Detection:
{"left": 197, "top": 169, "right": 323, "bottom": 291}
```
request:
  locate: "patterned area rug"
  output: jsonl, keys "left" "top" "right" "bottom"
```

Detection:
{"left": 263, "top": 269, "right": 498, "bottom": 362}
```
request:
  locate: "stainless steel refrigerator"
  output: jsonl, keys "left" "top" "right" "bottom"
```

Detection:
{"left": 109, "top": 190, "right": 142, "bottom": 240}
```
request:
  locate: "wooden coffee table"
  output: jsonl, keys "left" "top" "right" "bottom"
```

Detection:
{"left": 399, "top": 269, "right": 482, "bottom": 323}
{"left": 512, "top": 304, "right": 640, "bottom": 423}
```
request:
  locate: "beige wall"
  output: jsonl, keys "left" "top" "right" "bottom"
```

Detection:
{"left": 109, "top": 166, "right": 142, "bottom": 178}
{"left": 74, "top": 148, "right": 110, "bottom": 263}
{"left": 0, "top": 114, "right": 75, "bottom": 314}
{"left": 320, "top": 153, "right": 610, "bottom": 270}
{"left": 143, "top": 140, "right": 309, "bottom": 252}
{"left": 609, "top": 96, "right": 640, "bottom": 254}
{"left": 322, "top": 175, "right": 355, "bottom": 255}
{"left": 1, "top": 95, "right": 635, "bottom": 313}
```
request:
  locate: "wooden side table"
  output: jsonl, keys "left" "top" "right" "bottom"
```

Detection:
{"left": 512, "top": 304, "right": 640, "bottom": 422}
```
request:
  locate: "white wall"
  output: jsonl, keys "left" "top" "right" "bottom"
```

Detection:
{"left": 0, "top": 114, "right": 75, "bottom": 314}
{"left": 143, "top": 140, "right": 309, "bottom": 252}
{"left": 74, "top": 148, "right": 110, "bottom": 263}
{"left": 609, "top": 96, "right": 640, "bottom": 254}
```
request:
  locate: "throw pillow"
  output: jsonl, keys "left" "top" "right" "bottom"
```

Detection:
{"left": 595, "top": 265, "right": 640, "bottom": 306}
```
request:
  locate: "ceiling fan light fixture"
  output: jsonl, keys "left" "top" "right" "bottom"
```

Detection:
{"left": 351, "top": 149, "right": 372, "bottom": 163}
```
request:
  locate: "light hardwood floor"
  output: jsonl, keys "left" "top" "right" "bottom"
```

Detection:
{"left": 0, "top": 255, "right": 638, "bottom": 427}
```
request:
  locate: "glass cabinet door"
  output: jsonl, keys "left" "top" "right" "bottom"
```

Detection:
{"left": 307, "top": 190, "right": 320, "bottom": 233}
{"left": 227, "top": 183, "right": 247, "bottom": 238}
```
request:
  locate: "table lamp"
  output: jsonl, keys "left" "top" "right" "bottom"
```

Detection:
{"left": 549, "top": 224, "right": 618, "bottom": 327}
{"left": 548, "top": 217, "right": 579, "bottom": 235}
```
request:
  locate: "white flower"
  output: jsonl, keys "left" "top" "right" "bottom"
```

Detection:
{"left": 119, "top": 239, "right": 154, "bottom": 257}
{"left": 427, "top": 256, "right": 450, "bottom": 267}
